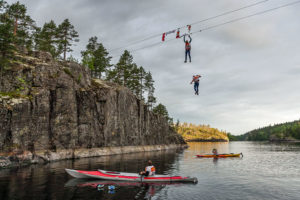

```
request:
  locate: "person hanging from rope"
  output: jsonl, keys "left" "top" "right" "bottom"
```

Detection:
{"left": 190, "top": 74, "right": 201, "bottom": 95}
{"left": 183, "top": 34, "right": 192, "bottom": 63}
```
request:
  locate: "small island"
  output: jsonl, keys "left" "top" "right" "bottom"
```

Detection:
{"left": 175, "top": 123, "right": 229, "bottom": 142}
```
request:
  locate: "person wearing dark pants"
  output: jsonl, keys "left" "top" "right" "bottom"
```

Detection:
{"left": 183, "top": 35, "right": 192, "bottom": 63}
{"left": 190, "top": 75, "right": 201, "bottom": 95}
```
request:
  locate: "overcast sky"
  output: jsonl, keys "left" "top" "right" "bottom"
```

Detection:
{"left": 7, "top": 0, "right": 300, "bottom": 135}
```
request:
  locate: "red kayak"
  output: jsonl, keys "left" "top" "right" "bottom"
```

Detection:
{"left": 196, "top": 153, "right": 243, "bottom": 158}
{"left": 65, "top": 169, "right": 197, "bottom": 183}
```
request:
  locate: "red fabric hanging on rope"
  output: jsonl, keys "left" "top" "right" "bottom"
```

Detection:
{"left": 176, "top": 30, "right": 180, "bottom": 38}
{"left": 187, "top": 25, "right": 191, "bottom": 32}
{"left": 162, "top": 33, "right": 166, "bottom": 41}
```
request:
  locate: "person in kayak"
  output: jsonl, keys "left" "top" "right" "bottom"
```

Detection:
{"left": 190, "top": 75, "right": 201, "bottom": 95}
{"left": 183, "top": 34, "right": 192, "bottom": 63}
{"left": 139, "top": 160, "right": 156, "bottom": 176}
{"left": 212, "top": 148, "right": 218, "bottom": 155}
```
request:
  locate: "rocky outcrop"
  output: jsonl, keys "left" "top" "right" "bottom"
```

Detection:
{"left": 0, "top": 52, "right": 186, "bottom": 168}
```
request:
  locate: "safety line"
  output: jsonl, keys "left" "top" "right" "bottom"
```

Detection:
{"left": 109, "top": 0, "right": 269, "bottom": 52}
{"left": 112, "top": 0, "right": 300, "bottom": 58}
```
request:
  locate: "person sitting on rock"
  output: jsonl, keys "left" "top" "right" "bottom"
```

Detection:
{"left": 140, "top": 160, "right": 156, "bottom": 176}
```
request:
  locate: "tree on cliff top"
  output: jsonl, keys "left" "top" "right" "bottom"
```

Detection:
{"left": 57, "top": 19, "right": 79, "bottom": 60}
{"left": 0, "top": 1, "right": 15, "bottom": 69}
{"left": 107, "top": 50, "right": 134, "bottom": 86}
{"left": 153, "top": 103, "right": 173, "bottom": 124}
{"left": 6, "top": 1, "right": 36, "bottom": 51}
{"left": 107, "top": 50, "right": 156, "bottom": 101}
{"left": 35, "top": 20, "right": 60, "bottom": 59}
{"left": 81, "top": 36, "right": 112, "bottom": 78}
{"left": 144, "top": 71, "right": 156, "bottom": 108}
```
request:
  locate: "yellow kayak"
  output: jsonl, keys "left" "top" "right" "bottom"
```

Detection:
{"left": 196, "top": 153, "right": 243, "bottom": 158}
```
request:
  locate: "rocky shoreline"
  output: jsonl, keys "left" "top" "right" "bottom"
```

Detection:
{"left": 0, "top": 144, "right": 188, "bottom": 168}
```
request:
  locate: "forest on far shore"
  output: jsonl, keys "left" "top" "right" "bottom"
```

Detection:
{"left": 228, "top": 120, "right": 300, "bottom": 141}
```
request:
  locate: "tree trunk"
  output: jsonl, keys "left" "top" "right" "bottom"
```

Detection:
{"left": 63, "top": 44, "right": 66, "bottom": 61}
{"left": 13, "top": 18, "right": 18, "bottom": 36}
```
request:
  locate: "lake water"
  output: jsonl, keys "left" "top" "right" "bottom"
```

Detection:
{"left": 0, "top": 142, "right": 300, "bottom": 200}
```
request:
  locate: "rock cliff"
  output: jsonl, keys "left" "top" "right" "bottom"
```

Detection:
{"left": 0, "top": 52, "right": 186, "bottom": 168}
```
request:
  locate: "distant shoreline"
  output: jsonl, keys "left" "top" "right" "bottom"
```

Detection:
{"left": 185, "top": 139, "right": 228, "bottom": 142}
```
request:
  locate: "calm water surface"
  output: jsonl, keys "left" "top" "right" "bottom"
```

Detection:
{"left": 0, "top": 142, "right": 300, "bottom": 200}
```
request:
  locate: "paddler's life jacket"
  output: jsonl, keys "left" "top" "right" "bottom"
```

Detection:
{"left": 145, "top": 165, "right": 156, "bottom": 176}
{"left": 185, "top": 42, "right": 191, "bottom": 50}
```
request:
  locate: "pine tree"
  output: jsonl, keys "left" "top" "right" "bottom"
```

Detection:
{"left": 35, "top": 20, "right": 59, "bottom": 58}
{"left": 6, "top": 1, "right": 35, "bottom": 51}
{"left": 107, "top": 50, "right": 147, "bottom": 98}
{"left": 153, "top": 103, "right": 172, "bottom": 123}
{"left": 137, "top": 66, "right": 146, "bottom": 100}
{"left": 144, "top": 71, "right": 156, "bottom": 108}
{"left": 0, "top": 0, "right": 15, "bottom": 69}
{"left": 107, "top": 50, "right": 134, "bottom": 86}
{"left": 57, "top": 19, "right": 79, "bottom": 60}
{"left": 126, "top": 63, "right": 141, "bottom": 97}
{"left": 81, "top": 36, "right": 112, "bottom": 78}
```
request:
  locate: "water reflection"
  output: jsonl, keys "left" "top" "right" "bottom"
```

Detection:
{"left": 213, "top": 158, "right": 218, "bottom": 165}
{"left": 65, "top": 178, "right": 193, "bottom": 200}
{"left": 1, "top": 142, "right": 300, "bottom": 200}
{"left": 187, "top": 142, "right": 230, "bottom": 155}
{"left": 0, "top": 149, "right": 185, "bottom": 200}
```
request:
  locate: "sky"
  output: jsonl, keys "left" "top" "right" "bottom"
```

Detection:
{"left": 6, "top": 0, "right": 300, "bottom": 135}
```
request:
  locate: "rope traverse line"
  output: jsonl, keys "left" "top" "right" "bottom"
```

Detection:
{"left": 112, "top": 0, "right": 300, "bottom": 58}
{"left": 109, "top": 0, "right": 269, "bottom": 52}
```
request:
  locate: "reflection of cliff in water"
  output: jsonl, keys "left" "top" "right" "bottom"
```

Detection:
{"left": 0, "top": 149, "right": 184, "bottom": 200}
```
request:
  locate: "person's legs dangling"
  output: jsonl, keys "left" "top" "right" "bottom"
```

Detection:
{"left": 188, "top": 50, "right": 191, "bottom": 62}
{"left": 194, "top": 83, "right": 197, "bottom": 95}
{"left": 195, "top": 82, "right": 199, "bottom": 95}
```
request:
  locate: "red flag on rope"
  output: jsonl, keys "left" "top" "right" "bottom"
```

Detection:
{"left": 176, "top": 30, "right": 180, "bottom": 38}
{"left": 162, "top": 33, "right": 166, "bottom": 41}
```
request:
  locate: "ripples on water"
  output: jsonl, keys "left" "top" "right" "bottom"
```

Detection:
{"left": 0, "top": 142, "right": 300, "bottom": 200}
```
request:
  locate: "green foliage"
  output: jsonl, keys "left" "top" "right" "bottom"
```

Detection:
{"left": 177, "top": 123, "right": 229, "bottom": 142}
{"left": 63, "top": 67, "right": 73, "bottom": 77}
{"left": 153, "top": 103, "right": 173, "bottom": 124}
{"left": 241, "top": 120, "right": 300, "bottom": 141}
{"left": 35, "top": 20, "right": 59, "bottom": 58}
{"left": 6, "top": 1, "right": 36, "bottom": 50}
{"left": 144, "top": 71, "right": 156, "bottom": 108}
{"left": 107, "top": 50, "right": 133, "bottom": 85}
{"left": 0, "top": 76, "right": 32, "bottom": 99}
{"left": 77, "top": 73, "right": 82, "bottom": 84}
{"left": 81, "top": 36, "right": 112, "bottom": 78}
{"left": 0, "top": 0, "right": 15, "bottom": 69}
{"left": 67, "top": 55, "right": 79, "bottom": 63}
{"left": 227, "top": 133, "right": 243, "bottom": 141}
{"left": 106, "top": 50, "right": 157, "bottom": 103}
{"left": 57, "top": 18, "right": 79, "bottom": 60}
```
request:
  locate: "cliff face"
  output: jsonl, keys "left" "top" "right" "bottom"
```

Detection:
{"left": 0, "top": 52, "right": 185, "bottom": 166}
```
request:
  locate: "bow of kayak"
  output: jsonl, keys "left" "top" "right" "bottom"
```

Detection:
{"left": 196, "top": 153, "right": 243, "bottom": 158}
{"left": 65, "top": 169, "right": 198, "bottom": 183}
